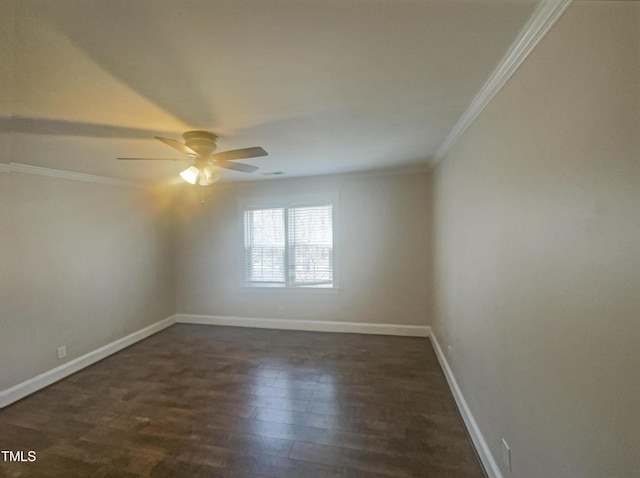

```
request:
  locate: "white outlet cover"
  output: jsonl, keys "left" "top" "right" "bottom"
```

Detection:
{"left": 57, "top": 345, "right": 67, "bottom": 359}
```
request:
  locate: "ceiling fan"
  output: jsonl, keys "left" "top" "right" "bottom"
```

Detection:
{"left": 117, "top": 131, "right": 267, "bottom": 185}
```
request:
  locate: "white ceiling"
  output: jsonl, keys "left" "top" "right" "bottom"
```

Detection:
{"left": 2, "top": 0, "right": 539, "bottom": 182}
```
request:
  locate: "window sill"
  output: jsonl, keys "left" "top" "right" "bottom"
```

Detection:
{"left": 240, "top": 285, "right": 341, "bottom": 294}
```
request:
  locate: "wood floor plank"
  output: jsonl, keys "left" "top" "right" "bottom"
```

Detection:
{"left": 0, "top": 324, "right": 484, "bottom": 478}
{"left": 290, "top": 441, "right": 417, "bottom": 477}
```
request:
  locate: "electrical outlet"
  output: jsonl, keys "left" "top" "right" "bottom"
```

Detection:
{"left": 57, "top": 345, "right": 67, "bottom": 359}
{"left": 501, "top": 438, "right": 511, "bottom": 472}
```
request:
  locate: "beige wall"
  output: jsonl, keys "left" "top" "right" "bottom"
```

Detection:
{"left": 0, "top": 0, "right": 177, "bottom": 394}
{"left": 0, "top": 0, "right": 15, "bottom": 163}
{"left": 430, "top": 2, "right": 639, "bottom": 477}
{"left": 0, "top": 172, "right": 176, "bottom": 391}
{"left": 176, "top": 171, "right": 431, "bottom": 326}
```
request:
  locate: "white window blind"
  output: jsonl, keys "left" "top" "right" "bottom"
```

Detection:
{"left": 288, "top": 205, "right": 333, "bottom": 286}
{"left": 242, "top": 201, "right": 334, "bottom": 288}
{"left": 244, "top": 208, "right": 285, "bottom": 284}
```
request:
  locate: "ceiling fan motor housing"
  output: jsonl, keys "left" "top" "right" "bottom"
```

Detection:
{"left": 117, "top": 130, "right": 264, "bottom": 178}
{"left": 183, "top": 130, "right": 219, "bottom": 157}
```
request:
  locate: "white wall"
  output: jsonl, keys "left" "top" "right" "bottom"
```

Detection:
{"left": 0, "top": 171, "right": 176, "bottom": 392}
{"left": 176, "top": 170, "right": 431, "bottom": 326}
{"left": 430, "top": 2, "right": 639, "bottom": 477}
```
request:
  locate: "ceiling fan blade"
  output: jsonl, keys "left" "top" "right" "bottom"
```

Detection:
{"left": 211, "top": 146, "right": 267, "bottom": 162}
{"left": 155, "top": 136, "right": 200, "bottom": 157}
{"left": 213, "top": 160, "right": 259, "bottom": 173}
{"left": 117, "top": 157, "right": 187, "bottom": 161}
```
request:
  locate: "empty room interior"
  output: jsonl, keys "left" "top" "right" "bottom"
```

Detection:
{"left": 0, "top": 1, "right": 638, "bottom": 477}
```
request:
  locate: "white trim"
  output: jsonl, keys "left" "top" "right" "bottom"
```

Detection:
{"left": 8, "top": 162, "right": 142, "bottom": 187}
{"left": 240, "top": 285, "right": 340, "bottom": 294}
{"left": 433, "top": 0, "right": 573, "bottom": 162}
{"left": 429, "top": 329, "right": 502, "bottom": 478}
{"left": 0, "top": 315, "right": 176, "bottom": 409}
{"left": 176, "top": 314, "right": 429, "bottom": 337}
{"left": 0, "top": 163, "right": 9, "bottom": 173}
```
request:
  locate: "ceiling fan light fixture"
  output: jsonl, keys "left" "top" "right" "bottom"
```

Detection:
{"left": 198, "top": 165, "right": 221, "bottom": 186}
{"left": 117, "top": 131, "right": 266, "bottom": 184}
{"left": 179, "top": 165, "right": 200, "bottom": 184}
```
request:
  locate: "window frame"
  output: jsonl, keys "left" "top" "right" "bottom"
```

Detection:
{"left": 239, "top": 193, "right": 338, "bottom": 290}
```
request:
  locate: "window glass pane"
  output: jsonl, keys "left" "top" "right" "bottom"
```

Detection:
{"left": 244, "top": 208, "right": 285, "bottom": 283}
{"left": 288, "top": 205, "right": 333, "bottom": 285}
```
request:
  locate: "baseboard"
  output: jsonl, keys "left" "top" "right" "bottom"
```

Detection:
{"left": 0, "top": 315, "right": 177, "bottom": 409}
{"left": 429, "top": 330, "right": 502, "bottom": 478}
{"left": 176, "top": 314, "right": 430, "bottom": 337}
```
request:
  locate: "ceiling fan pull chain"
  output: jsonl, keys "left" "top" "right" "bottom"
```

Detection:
{"left": 200, "top": 184, "right": 205, "bottom": 206}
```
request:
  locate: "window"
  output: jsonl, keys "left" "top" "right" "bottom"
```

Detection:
{"left": 242, "top": 196, "right": 335, "bottom": 288}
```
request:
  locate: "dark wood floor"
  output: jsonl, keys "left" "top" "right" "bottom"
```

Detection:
{"left": 0, "top": 325, "right": 484, "bottom": 478}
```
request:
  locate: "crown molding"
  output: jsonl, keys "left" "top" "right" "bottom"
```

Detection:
{"left": 433, "top": 0, "right": 573, "bottom": 163}
{"left": 8, "top": 162, "right": 142, "bottom": 187}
